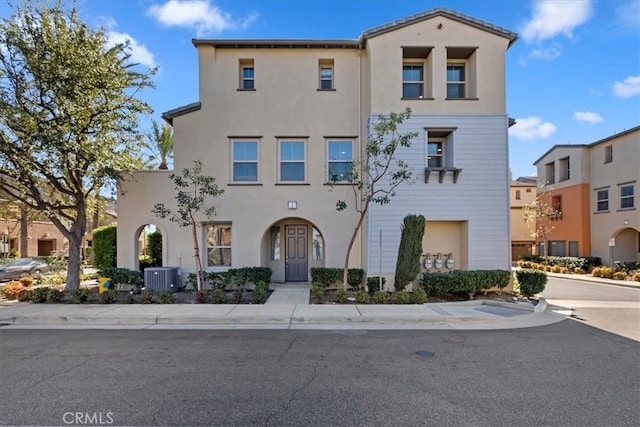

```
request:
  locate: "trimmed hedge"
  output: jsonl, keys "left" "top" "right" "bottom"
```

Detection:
{"left": 515, "top": 269, "right": 547, "bottom": 297}
{"left": 100, "top": 267, "right": 143, "bottom": 287}
{"left": 310, "top": 267, "right": 364, "bottom": 288}
{"left": 205, "top": 267, "right": 272, "bottom": 289}
{"left": 421, "top": 270, "right": 511, "bottom": 298}
{"left": 92, "top": 224, "right": 117, "bottom": 271}
{"left": 367, "top": 276, "right": 386, "bottom": 292}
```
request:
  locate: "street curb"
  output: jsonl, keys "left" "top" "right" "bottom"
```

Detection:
{"left": 534, "top": 297, "right": 548, "bottom": 313}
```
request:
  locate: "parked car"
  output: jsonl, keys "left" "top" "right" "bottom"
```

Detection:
{"left": 0, "top": 258, "right": 49, "bottom": 282}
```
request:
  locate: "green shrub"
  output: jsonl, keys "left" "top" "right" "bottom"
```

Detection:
{"left": 205, "top": 267, "right": 272, "bottom": 290}
{"left": 421, "top": 270, "right": 511, "bottom": 298}
{"left": 252, "top": 287, "right": 267, "bottom": 304}
{"left": 310, "top": 268, "right": 364, "bottom": 288}
{"left": 124, "top": 295, "right": 135, "bottom": 304}
{"left": 194, "top": 290, "right": 210, "bottom": 304}
{"left": 71, "top": 288, "right": 92, "bottom": 304}
{"left": 255, "top": 280, "right": 270, "bottom": 292}
{"left": 394, "top": 214, "right": 426, "bottom": 291}
{"left": 29, "top": 287, "right": 49, "bottom": 303}
{"left": 367, "top": 277, "right": 386, "bottom": 292}
{"left": 92, "top": 224, "right": 117, "bottom": 271}
{"left": 335, "top": 289, "right": 346, "bottom": 303}
{"left": 147, "top": 230, "right": 163, "bottom": 267}
{"left": 232, "top": 290, "right": 243, "bottom": 304}
{"left": 157, "top": 291, "right": 174, "bottom": 304}
{"left": 211, "top": 289, "right": 226, "bottom": 304}
{"left": 101, "top": 267, "right": 143, "bottom": 287}
{"left": 411, "top": 287, "right": 427, "bottom": 304}
{"left": 519, "top": 254, "right": 542, "bottom": 263}
{"left": 97, "top": 290, "right": 118, "bottom": 304}
{"left": 355, "top": 290, "right": 369, "bottom": 304}
{"left": 393, "top": 291, "right": 410, "bottom": 304}
{"left": 515, "top": 269, "right": 547, "bottom": 297}
{"left": 140, "top": 290, "right": 154, "bottom": 304}
{"left": 311, "top": 282, "right": 326, "bottom": 302}
{"left": 46, "top": 288, "right": 64, "bottom": 303}
{"left": 372, "top": 291, "right": 389, "bottom": 304}
{"left": 17, "top": 290, "right": 32, "bottom": 302}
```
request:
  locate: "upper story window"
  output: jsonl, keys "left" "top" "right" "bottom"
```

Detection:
{"left": 559, "top": 157, "right": 570, "bottom": 181}
{"left": 515, "top": 190, "right": 521, "bottom": 200}
{"left": 446, "top": 47, "right": 477, "bottom": 99}
{"left": 596, "top": 189, "right": 609, "bottom": 212}
{"left": 446, "top": 63, "right": 466, "bottom": 98}
{"left": 620, "top": 183, "right": 635, "bottom": 209}
{"left": 545, "top": 162, "right": 555, "bottom": 184}
{"left": 427, "top": 139, "right": 444, "bottom": 167}
{"left": 327, "top": 140, "right": 353, "bottom": 182}
{"left": 604, "top": 145, "right": 613, "bottom": 163}
{"left": 319, "top": 59, "right": 334, "bottom": 90}
{"left": 526, "top": 188, "right": 532, "bottom": 193}
{"left": 239, "top": 59, "right": 255, "bottom": 90}
{"left": 231, "top": 140, "right": 258, "bottom": 182}
{"left": 279, "top": 140, "right": 306, "bottom": 182}
{"left": 402, "top": 63, "right": 424, "bottom": 98}
{"left": 401, "top": 47, "right": 432, "bottom": 99}
{"left": 207, "top": 224, "right": 232, "bottom": 267}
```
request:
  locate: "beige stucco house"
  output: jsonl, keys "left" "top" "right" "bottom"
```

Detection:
{"left": 509, "top": 176, "right": 537, "bottom": 261}
{"left": 117, "top": 8, "right": 518, "bottom": 286}
{"left": 533, "top": 126, "right": 639, "bottom": 264}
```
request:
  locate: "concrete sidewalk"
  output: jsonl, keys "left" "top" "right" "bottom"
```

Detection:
{"left": 0, "top": 286, "right": 566, "bottom": 330}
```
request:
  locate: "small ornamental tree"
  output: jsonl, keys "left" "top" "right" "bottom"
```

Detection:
{"left": 152, "top": 161, "right": 223, "bottom": 291}
{"left": 394, "top": 214, "right": 426, "bottom": 291}
{"left": 329, "top": 108, "right": 418, "bottom": 290}
{"left": 523, "top": 185, "right": 556, "bottom": 262}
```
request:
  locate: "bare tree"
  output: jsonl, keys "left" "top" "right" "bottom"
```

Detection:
{"left": 523, "top": 185, "right": 557, "bottom": 261}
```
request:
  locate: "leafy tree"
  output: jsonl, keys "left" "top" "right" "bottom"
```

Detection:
{"left": 146, "top": 120, "right": 174, "bottom": 170}
{"left": 152, "top": 161, "right": 224, "bottom": 291}
{"left": 329, "top": 108, "right": 418, "bottom": 290}
{"left": 523, "top": 185, "right": 557, "bottom": 262}
{"left": 0, "top": 0, "right": 155, "bottom": 291}
{"left": 394, "top": 214, "right": 426, "bottom": 291}
{"left": 147, "top": 230, "right": 162, "bottom": 267}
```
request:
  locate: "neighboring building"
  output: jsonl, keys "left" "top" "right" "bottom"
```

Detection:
{"left": 533, "top": 126, "right": 639, "bottom": 263}
{"left": 510, "top": 176, "right": 537, "bottom": 261}
{"left": 117, "top": 8, "right": 518, "bottom": 285}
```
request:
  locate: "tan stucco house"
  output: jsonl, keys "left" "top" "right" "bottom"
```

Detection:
{"left": 510, "top": 176, "right": 537, "bottom": 261}
{"left": 533, "top": 126, "right": 639, "bottom": 263}
{"left": 117, "top": 8, "right": 518, "bottom": 286}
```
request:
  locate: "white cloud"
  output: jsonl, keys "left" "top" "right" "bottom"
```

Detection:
{"left": 613, "top": 75, "right": 640, "bottom": 98}
{"left": 509, "top": 117, "right": 557, "bottom": 140}
{"left": 573, "top": 111, "right": 603, "bottom": 123}
{"left": 147, "top": 0, "right": 258, "bottom": 35}
{"left": 528, "top": 44, "right": 562, "bottom": 61}
{"left": 521, "top": 0, "right": 593, "bottom": 43}
{"left": 106, "top": 31, "right": 156, "bottom": 68}
{"left": 616, "top": 1, "right": 640, "bottom": 28}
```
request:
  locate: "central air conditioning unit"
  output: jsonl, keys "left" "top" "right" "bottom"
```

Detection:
{"left": 144, "top": 267, "right": 180, "bottom": 292}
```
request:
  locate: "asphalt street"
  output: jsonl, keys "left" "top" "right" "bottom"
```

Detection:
{"left": 1, "top": 321, "right": 638, "bottom": 426}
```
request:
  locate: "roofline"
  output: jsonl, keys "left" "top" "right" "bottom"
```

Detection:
{"left": 192, "top": 7, "right": 518, "bottom": 50}
{"left": 533, "top": 144, "right": 588, "bottom": 166}
{"left": 588, "top": 125, "right": 640, "bottom": 148}
{"left": 161, "top": 102, "right": 202, "bottom": 125}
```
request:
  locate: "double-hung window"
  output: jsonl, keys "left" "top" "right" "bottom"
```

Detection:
{"left": 427, "top": 139, "right": 444, "bottom": 168}
{"left": 604, "top": 146, "right": 613, "bottom": 163}
{"left": 446, "top": 63, "right": 466, "bottom": 98}
{"left": 279, "top": 140, "right": 306, "bottom": 182}
{"left": 402, "top": 63, "right": 424, "bottom": 98}
{"left": 239, "top": 59, "right": 255, "bottom": 90}
{"left": 232, "top": 141, "right": 258, "bottom": 182}
{"left": 620, "top": 184, "right": 635, "bottom": 209}
{"left": 207, "top": 224, "right": 232, "bottom": 267}
{"left": 596, "top": 189, "right": 609, "bottom": 212}
{"left": 327, "top": 140, "right": 353, "bottom": 182}
{"left": 319, "top": 59, "right": 334, "bottom": 90}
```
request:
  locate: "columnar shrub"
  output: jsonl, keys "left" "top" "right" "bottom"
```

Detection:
{"left": 92, "top": 224, "right": 117, "bottom": 271}
{"left": 515, "top": 269, "right": 547, "bottom": 297}
{"left": 394, "top": 214, "right": 426, "bottom": 291}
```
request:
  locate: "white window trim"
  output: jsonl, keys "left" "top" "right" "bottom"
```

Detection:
{"left": 204, "top": 223, "right": 232, "bottom": 270}
{"left": 402, "top": 61, "right": 425, "bottom": 98}
{"left": 619, "top": 183, "right": 635, "bottom": 210}
{"left": 326, "top": 140, "right": 354, "bottom": 182}
{"left": 230, "top": 140, "right": 260, "bottom": 183}
{"left": 426, "top": 138, "right": 445, "bottom": 168}
{"left": 278, "top": 139, "right": 307, "bottom": 183}
{"left": 446, "top": 61, "right": 467, "bottom": 99}
{"left": 596, "top": 189, "right": 609, "bottom": 212}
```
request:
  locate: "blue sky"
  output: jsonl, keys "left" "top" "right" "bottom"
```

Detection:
{"left": 6, "top": 0, "right": 640, "bottom": 178}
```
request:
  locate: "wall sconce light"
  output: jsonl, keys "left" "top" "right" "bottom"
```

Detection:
{"left": 623, "top": 219, "right": 629, "bottom": 225}
{"left": 287, "top": 201, "right": 297, "bottom": 210}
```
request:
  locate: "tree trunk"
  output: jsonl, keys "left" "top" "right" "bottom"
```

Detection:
{"left": 19, "top": 204, "right": 28, "bottom": 257}
{"left": 343, "top": 209, "right": 367, "bottom": 291}
{"left": 91, "top": 202, "right": 100, "bottom": 231}
{"left": 191, "top": 222, "right": 203, "bottom": 291}
{"left": 62, "top": 199, "right": 87, "bottom": 293}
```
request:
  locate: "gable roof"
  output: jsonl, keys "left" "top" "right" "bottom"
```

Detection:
{"left": 161, "top": 102, "right": 201, "bottom": 125}
{"left": 193, "top": 7, "right": 518, "bottom": 49}
{"left": 361, "top": 7, "right": 518, "bottom": 47}
{"left": 533, "top": 144, "right": 588, "bottom": 166}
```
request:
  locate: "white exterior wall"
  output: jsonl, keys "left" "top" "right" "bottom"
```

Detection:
{"left": 366, "top": 114, "right": 511, "bottom": 277}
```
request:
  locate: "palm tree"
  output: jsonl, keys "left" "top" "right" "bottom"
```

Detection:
{"left": 147, "top": 120, "right": 174, "bottom": 170}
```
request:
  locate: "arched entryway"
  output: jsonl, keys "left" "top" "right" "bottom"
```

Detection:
{"left": 611, "top": 227, "right": 640, "bottom": 263}
{"left": 261, "top": 217, "right": 325, "bottom": 282}
{"left": 132, "top": 224, "right": 168, "bottom": 271}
